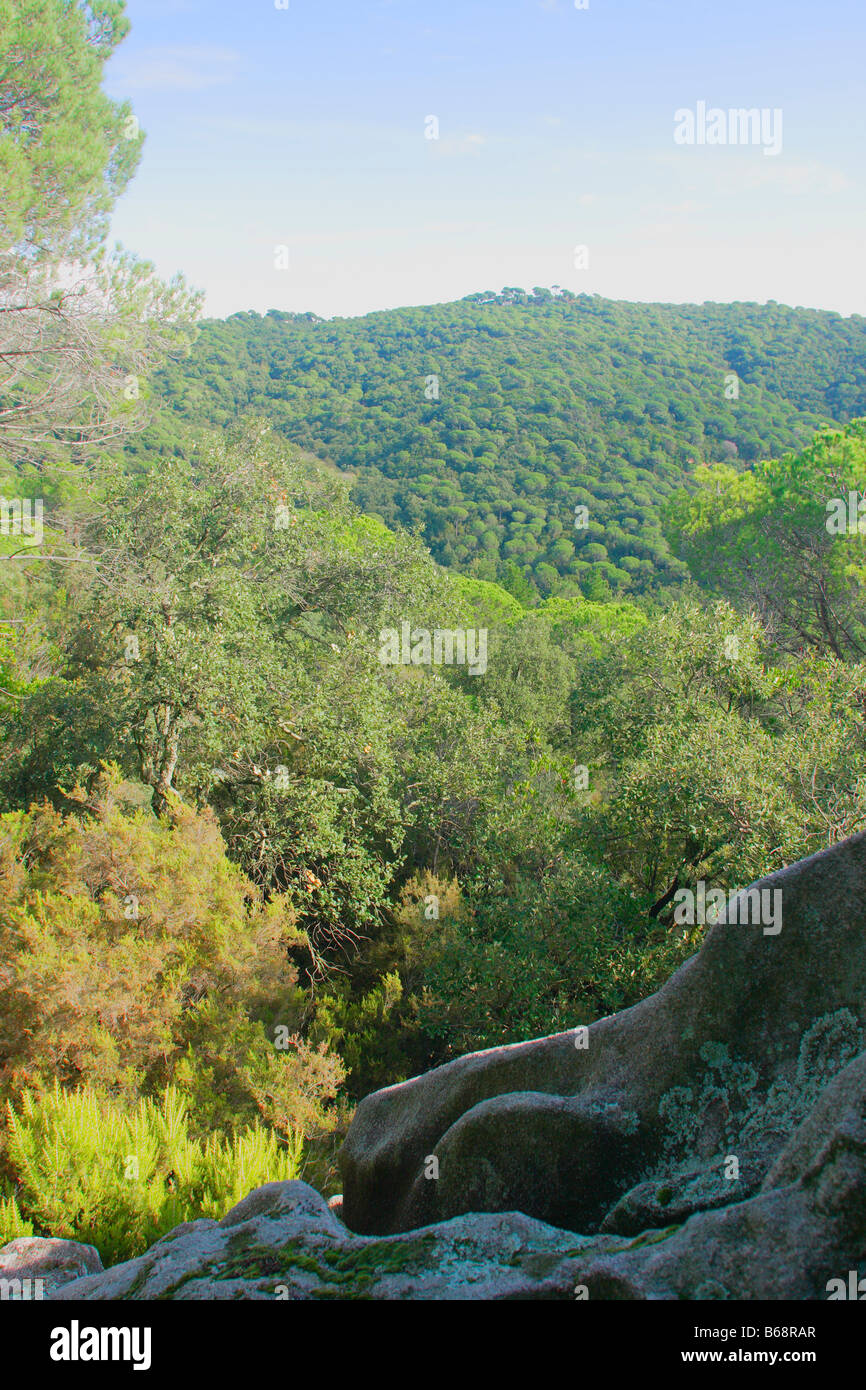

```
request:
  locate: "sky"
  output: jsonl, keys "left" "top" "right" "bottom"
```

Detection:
{"left": 103, "top": 0, "right": 866, "bottom": 321}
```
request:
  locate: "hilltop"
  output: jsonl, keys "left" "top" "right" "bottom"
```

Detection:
{"left": 140, "top": 289, "right": 866, "bottom": 600}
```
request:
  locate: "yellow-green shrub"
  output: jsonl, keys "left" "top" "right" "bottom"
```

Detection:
{"left": 5, "top": 1082, "right": 303, "bottom": 1265}
{"left": 0, "top": 772, "right": 344, "bottom": 1138}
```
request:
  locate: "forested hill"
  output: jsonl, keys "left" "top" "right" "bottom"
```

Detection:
{"left": 144, "top": 289, "right": 866, "bottom": 600}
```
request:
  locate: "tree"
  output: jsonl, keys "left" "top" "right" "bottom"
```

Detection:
{"left": 570, "top": 599, "right": 866, "bottom": 912}
{"left": 143, "top": 294, "right": 859, "bottom": 599}
{"left": 0, "top": 0, "right": 201, "bottom": 466}
{"left": 1, "top": 421, "right": 459, "bottom": 969}
{"left": 13, "top": 421, "right": 440, "bottom": 815}
{"left": 666, "top": 422, "right": 866, "bottom": 660}
{"left": 0, "top": 768, "right": 344, "bottom": 1137}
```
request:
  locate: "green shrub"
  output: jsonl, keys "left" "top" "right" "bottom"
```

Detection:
{"left": 0, "top": 1192, "right": 33, "bottom": 1245}
{"left": 0, "top": 775, "right": 344, "bottom": 1140}
{"left": 5, "top": 1083, "right": 303, "bottom": 1266}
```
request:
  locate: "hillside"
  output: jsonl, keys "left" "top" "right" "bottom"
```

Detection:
{"left": 142, "top": 289, "right": 866, "bottom": 600}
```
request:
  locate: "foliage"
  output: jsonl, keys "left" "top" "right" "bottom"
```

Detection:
{"left": 666, "top": 419, "right": 866, "bottom": 660}
{"left": 0, "top": 0, "right": 137, "bottom": 257}
{"left": 571, "top": 598, "right": 866, "bottom": 908}
{"left": 0, "top": 1190, "right": 32, "bottom": 1244}
{"left": 0, "top": 770, "right": 344, "bottom": 1136}
{"left": 3, "top": 1082, "right": 303, "bottom": 1265}
{"left": 135, "top": 293, "right": 866, "bottom": 597}
{"left": 419, "top": 852, "right": 682, "bottom": 1057}
{"left": 4, "top": 3, "right": 866, "bottom": 1246}
{"left": 0, "top": 0, "right": 201, "bottom": 467}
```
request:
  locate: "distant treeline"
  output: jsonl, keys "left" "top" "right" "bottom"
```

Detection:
{"left": 137, "top": 289, "right": 866, "bottom": 601}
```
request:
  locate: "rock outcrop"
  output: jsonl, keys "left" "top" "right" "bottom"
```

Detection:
{"left": 567, "top": 1047, "right": 866, "bottom": 1300}
{"left": 44, "top": 832, "right": 866, "bottom": 1299}
{"left": 0, "top": 1236, "right": 103, "bottom": 1297}
{"left": 49, "top": 1181, "right": 594, "bottom": 1300}
{"left": 50, "top": 1043, "right": 866, "bottom": 1298}
{"left": 340, "top": 832, "right": 866, "bottom": 1237}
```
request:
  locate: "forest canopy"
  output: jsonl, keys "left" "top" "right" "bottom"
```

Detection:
{"left": 137, "top": 291, "right": 866, "bottom": 601}
{"left": 3, "top": 0, "right": 866, "bottom": 1267}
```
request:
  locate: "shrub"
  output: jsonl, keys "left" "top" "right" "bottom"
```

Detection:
{"left": 0, "top": 1192, "right": 33, "bottom": 1245}
{"left": 4, "top": 1083, "right": 303, "bottom": 1266}
{"left": 0, "top": 770, "right": 344, "bottom": 1138}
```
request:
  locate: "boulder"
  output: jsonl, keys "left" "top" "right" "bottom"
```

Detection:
{"left": 45, "top": 831, "right": 866, "bottom": 1300}
{"left": 340, "top": 831, "right": 866, "bottom": 1234}
{"left": 568, "top": 1047, "right": 866, "bottom": 1300}
{"left": 599, "top": 1158, "right": 766, "bottom": 1237}
{"left": 0, "top": 1236, "right": 103, "bottom": 1298}
{"left": 49, "top": 1047, "right": 866, "bottom": 1299}
{"left": 49, "top": 1180, "right": 596, "bottom": 1301}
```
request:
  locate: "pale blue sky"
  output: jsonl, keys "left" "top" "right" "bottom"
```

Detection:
{"left": 104, "top": 0, "right": 866, "bottom": 319}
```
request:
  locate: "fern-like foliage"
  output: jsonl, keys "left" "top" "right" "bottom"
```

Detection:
{"left": 4, "top": 1082, "right": 303, "bottom": 1265}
